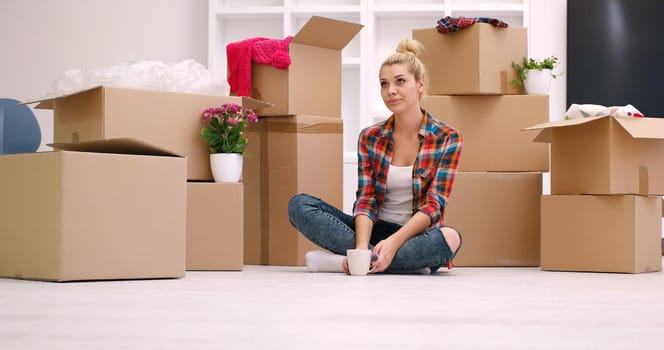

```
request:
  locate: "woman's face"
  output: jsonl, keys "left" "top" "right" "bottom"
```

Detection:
{"left": 379, "top": 63, "right": 424, "bottom": 115}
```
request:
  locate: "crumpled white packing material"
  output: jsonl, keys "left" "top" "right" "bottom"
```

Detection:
{"left": 564, "top": 103, "right": 644, "bottom": 120}
{"left": 50, "top": 59, "right": 230, "bottom": 96}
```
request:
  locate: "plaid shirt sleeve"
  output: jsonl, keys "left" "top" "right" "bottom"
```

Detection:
{"left": 353, "top": 126, "right": 380, "bottom": 222}
{"left": 415, "top": 119, "right": 463, "bottom": 227}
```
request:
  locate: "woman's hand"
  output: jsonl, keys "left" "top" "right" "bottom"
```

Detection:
{"left": 342, "top": 257, "right": 350, "bottom": 275}
{"left": 370, "top": 238, "right": 400, "bottom": 273}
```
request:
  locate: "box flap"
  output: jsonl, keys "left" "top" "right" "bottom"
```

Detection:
{"left": 49, "top": 138, "right": 183, "bottom": 157}
{"left": 241, "top": 96, "right": 273, "bottom": 110}
{"left": 292, "top": 16, "right": 363, "bottom": 50}
{"left": 23, "top": 86, "right": 273, "bottom": 111}
{"left": 21, "top": 86, "right": 104, "bottom": 110}
{"left": 524, "top": 115, "right": 664, "bottom": 142}
{"left": 613, "top": 116, "right": 664, "bottom": 140}
{"left": 523, "top": 116, "right": 606, "bottom": 142}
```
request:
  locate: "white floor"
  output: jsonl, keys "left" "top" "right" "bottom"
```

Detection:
{"left": 1, "top": 262, "right": 664, "bottom": 350}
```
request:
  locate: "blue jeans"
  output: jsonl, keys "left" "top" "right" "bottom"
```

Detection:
{"left": 287, "top": 193, "right": 460, "bottom": 273}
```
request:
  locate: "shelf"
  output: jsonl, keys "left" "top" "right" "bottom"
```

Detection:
{"left": 289, "top": 5, "right": 362, "bottom": 16}
{"left": 371, "top": 5, "right": 447, "bottom": 17}
{"left": 210, "top": 0, "right": 284, "bottom": 9}
{"left": 449, "top": 3, "right": 525, "bottom": 12}
{"left": 213, "top": 7, "right": 285, "bottom": 16}
{"left": 342, "top": 57, "right": 361, "bottom": 66}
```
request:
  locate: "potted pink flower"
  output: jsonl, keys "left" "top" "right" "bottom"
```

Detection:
{"left": 201, "top": 103, "right": 258, "bottom": 182}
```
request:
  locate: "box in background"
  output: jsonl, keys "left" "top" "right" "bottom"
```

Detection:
{"left": 23, "top": 86, "right": 270, "bottom": 181}
{"left": 187, "top": 182, "right": 243, "bottom": 271}
{"left": 541, "top": 195, "right": 662, "bottom": 273}
{"left": 252, "top": 16, "right": 362, "bottom": 117}
{"left": 445, "top": 172, "right": 542, "bottom": 266}
{"left": 244, "top": 115, "right": 343, "bottom": 266}
{"left": 525, "top": 115, "right": 664, "bottom": 195}
{"left": 0, "top": 139, "right": 187, "bottom": 282}
{"left": 422, "top": 95, "right": 549, "bottom": 172}
{"left": 242, "top": 122, "right": 267, "bottom": 265}
{"left": 413, "top": 24, "right": 527, "bottom": 95}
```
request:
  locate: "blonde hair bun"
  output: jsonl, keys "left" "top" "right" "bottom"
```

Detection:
{"left": 395, "top": 39, "right": 424, "bottom": 58}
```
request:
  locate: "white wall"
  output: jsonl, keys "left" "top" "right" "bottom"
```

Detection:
{"left": 529, "top": 0, "right": 567, "bottom": 124}
{"left": 0, "top": 0, "right": 208, "bottom": 151}
{"left": 528, "top": 0, "right": 566, "bottom": 197}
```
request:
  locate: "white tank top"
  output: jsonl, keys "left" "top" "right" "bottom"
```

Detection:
{"left": 379, "top": 164, "right": 413, "bottom": 225}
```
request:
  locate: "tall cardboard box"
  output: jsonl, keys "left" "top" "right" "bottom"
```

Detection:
{"left": 242, "top": 122, "right": 267, "bottom": 265}
{"left": 187, "top": 182, "right": 244, "bottom": 271}
{"left": 525, "top": 115, "right": 664, "bottom": 195}
{"left": 23, "top": 86, "right": 270, "bottom": 181}
{"left": 422, "top": 95, "right": 549, "bottom": 172}
{"left": 252, "top": 16, "right": 363, "bottom": 117}
{"left": 445, "top": 172, "right": 542, "bottom": 266}
{"left": 541, "top": 195, "right": 662, "bottom": 273}
{"left": 244, "top": 115, "right": 343, "bottom": 266}
{"left": 413, "top": 24, "right": 527, "bottom": 95}
{"left": 0, "top": 139, "right": 187, "bottom": 282}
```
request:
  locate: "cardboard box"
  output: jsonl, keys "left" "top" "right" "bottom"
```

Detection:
{"left": 23, "top": 86, "right": 270, "bottom": 181}
{"left": 243, "top": 123, "right": 267, "bottom": 265}
{"left": 422, "top": 95, "right": 549, "bottom": 172}
{"left": 525, "top": 115, "right": 664, "bottom": 195}
{"left": 541, "top": 195, "right": 662, "bottom": 273}
{"left": 445, "top": 172, "right": 542, "bottom": 266}
{"left": 187, "top": 182, "right": 243, "bottom": 271}
{"left": 244, "top": 115, "right": 343, "bottom": 265}
{"left": 413, "top": 24, "right": 527, "bottom": 95}
{"left": 0, "top": 139, "right": 187, "bottom": 281}
{"left": 252, "top": 16, "right": 362, "bottom": 117}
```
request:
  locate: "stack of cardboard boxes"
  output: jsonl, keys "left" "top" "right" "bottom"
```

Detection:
{"left": 525, "top": 115, "right": 664, "bottom": 273}
{"left": 413, "top": 23, "right": 549, "bottom": 266}
{"left": 242, "top": 16, "right": 363, "bottom": 266}
{"left": 0, "top": 87, "right": 269, "bottom": 280}
{"left": 0, "top": 16, "right": 363, "bottom": 281}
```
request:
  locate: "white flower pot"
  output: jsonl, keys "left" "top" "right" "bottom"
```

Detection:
{"left": 210, "top": 153, "right": 243, "bottom": 183}
{"left": 523, "top": 69, "right": 552, "bottom": 95}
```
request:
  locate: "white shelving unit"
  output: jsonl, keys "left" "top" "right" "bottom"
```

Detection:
{"left": 208, "top": 0, "right": 529, "bottom": 212}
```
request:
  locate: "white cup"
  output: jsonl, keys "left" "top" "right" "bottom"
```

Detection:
{"left": 346, "top": 249, "right": 372, "bottom": 276}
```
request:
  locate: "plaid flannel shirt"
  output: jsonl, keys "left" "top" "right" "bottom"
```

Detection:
{"left": 353, "top": 112, "right": 462, "bottom": 228}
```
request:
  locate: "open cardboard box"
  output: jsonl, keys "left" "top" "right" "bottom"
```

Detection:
{"left": 413, "top": 23, "right": 527, "bottom": 95}
{"left": 23, "top": 86, "right": 271, "bottom": 181}
{"left": 252, "top": 16, "right": 363, "bottom": 117}
{"left": 525, "top": 115, "right": 664, "bottom": 195}
{"left": 541, "top": 194, "right": 662, "bottom": 273}
{"left": 0, "top": 138, "right": 187, "bottom": 282}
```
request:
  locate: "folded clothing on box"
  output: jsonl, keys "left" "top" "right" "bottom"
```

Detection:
{"left": 564, "top": 103, "right": 644, "bottom": 119}
{"left": 436, "top": 16, "right": 509, "bottom": 34}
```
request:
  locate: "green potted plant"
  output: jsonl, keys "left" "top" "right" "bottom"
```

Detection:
{"left": 511, "top": 56, "right": 563, "bottom": 94}
{"left": 200, "top": 103, "right": 258, "bottom": 182}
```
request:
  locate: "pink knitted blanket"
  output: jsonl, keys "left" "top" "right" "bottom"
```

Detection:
{"left": 226, "top": 36, "right": 293, "bottom": 97}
